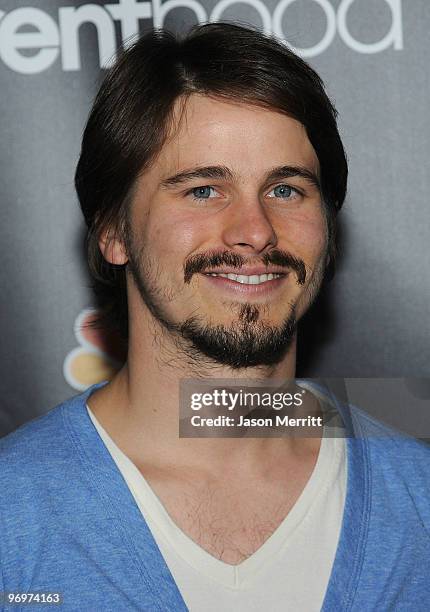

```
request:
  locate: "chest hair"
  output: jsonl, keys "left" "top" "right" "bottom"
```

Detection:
{"left": 141, "top": 467, "right": 308, "bottom": 564}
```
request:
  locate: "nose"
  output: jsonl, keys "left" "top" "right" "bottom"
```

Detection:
{"left": 220, "top": 195, "right": 278, "bottom": 254}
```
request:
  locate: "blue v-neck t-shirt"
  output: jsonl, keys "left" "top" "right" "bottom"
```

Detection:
{"left": 1, "top": 383, "right": 430, "bottom": 611}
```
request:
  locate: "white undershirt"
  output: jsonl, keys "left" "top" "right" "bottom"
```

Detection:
{"left": 87, "top": 402, "right": 346, "bottom": 612}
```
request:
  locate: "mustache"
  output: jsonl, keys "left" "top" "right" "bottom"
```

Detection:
{"left": 183, "top": 249, "right": 306, "bottom": 285}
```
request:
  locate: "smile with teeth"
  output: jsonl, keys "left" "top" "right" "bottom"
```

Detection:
{"left": 204, "top": 272, "right": 284, "bottom": 285}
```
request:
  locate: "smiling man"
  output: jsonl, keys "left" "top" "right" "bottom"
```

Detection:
{"left": 113, "top": 94, "right": 328, "bottom": 370}
{"left": 1, "top": 23, "right": 430, "bottom": 612}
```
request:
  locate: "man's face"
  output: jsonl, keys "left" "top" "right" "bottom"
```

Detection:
{"left": 123, "top": 95, "right": 328, "bottom": 368}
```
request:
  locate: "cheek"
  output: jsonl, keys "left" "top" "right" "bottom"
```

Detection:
{"left": 279, "top": 212, "right": 328, "bottom": 261}
{"left": 149, "top": 211, "right": 208, "bottom": 261}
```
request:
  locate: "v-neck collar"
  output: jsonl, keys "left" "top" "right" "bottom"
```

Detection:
{"left": 87, "top": 402, "right": 344, "bottom": 588}
{"left": 61, "top": 381, "right": 370, "bottom": 611}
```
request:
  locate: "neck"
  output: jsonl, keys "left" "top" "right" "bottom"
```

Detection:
{"left": 88, "top": 311, "right": 320, "bottom": 476}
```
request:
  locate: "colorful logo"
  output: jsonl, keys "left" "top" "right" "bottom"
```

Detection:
{"left": 63, "top": 308, "right": 126, "bottom": 391}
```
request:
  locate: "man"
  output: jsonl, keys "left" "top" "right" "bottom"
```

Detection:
{"left": 1, "top": 23, "right": 430, "bottom": 612}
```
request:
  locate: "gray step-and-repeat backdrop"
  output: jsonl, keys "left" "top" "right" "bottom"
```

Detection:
{"left": 1, "top": 0, "right": 429, "bottom": 437}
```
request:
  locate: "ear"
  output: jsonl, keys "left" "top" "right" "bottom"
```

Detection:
{"left": 98, "top": 227, "right": 128, "bottom": 266}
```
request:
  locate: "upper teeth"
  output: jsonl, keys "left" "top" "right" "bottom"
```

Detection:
{"left": 206, "top": 273, "right": 283, "bottom": 284}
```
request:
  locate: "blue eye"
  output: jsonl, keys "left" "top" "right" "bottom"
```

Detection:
{"left": 191, "top": 186, "right": 217, "bottom": 200}
{"left": 268, "top": 184, "right": 297, "bottom": 199}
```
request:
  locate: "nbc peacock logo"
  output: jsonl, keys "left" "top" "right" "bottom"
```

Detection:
{"left": 63, "top": 308, "right": 126, "bottom": 391}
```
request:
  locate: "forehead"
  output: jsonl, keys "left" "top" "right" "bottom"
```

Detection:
{"left": 151, "top": 94, "right": 319, "bottom": 179}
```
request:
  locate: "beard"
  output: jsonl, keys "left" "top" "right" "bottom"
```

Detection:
{"left": 125, "top": 233, "right": 323, "bottom": 369}
{"left": 177, "top": 306, "right": 297, "bottom": 368}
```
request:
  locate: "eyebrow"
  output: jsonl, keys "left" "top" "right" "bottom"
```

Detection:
{"left": 160, "top": 165, "right": 235, "bottom": 188}
{"left": 266, "top": 165, "right": 321, "bottom": 191}
{"left": 159, "top": 164, "right": 320, "bottom": 191}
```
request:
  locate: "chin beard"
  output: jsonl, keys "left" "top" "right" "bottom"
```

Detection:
{"left": 178, "top": 306, "right": 297, "bottom": 368}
